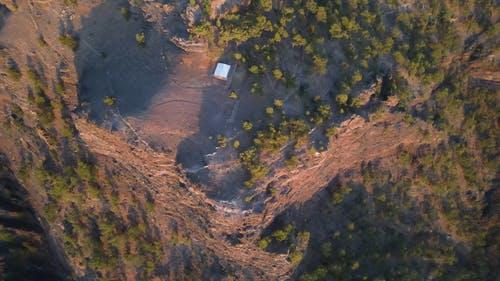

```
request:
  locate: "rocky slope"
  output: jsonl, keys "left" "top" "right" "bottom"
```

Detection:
{"left": 0, "top": 0, "right": 498, "bottom": 280}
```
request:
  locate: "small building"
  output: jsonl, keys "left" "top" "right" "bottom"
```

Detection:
{"left": 213, "top": 63, "right": 231, "bottom": 81}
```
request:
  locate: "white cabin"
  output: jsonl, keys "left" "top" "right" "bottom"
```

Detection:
{"left": 213, "top": 63, "right": 231, "bottom": 80}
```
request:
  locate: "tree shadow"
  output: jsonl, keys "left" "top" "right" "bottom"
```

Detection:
{"left": 74, "top": 0, "right": 180, "bottom": 122}
{"left": 256, "top": 163, "right": 498, "bottom": 281}
{"left": 0, "top": 174, "right": 70, "bottom": 281}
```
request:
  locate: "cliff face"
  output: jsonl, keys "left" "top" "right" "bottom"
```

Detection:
{"left": 0, "top": 0, "right": 498, "bottom": 280}
{"left": 0, "top": 1, "right": 294, "bottom": 279}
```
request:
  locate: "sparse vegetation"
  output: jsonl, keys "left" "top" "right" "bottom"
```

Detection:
{"left": 103, "top": 96, "right": 116, "bottom": 106}
{"left": 58, "top": 34, "right": 79, "bottom": 51}
{"left": 135, "top": 32, "right": 146, "bottom": 47}
{"left": 120, "top": 7, "right": 130, "bottom": 21}
{"left": 6, "top": 66, "right": 21, "bottom": 81}
{"left": 0, "top": 0, "right": 497, "bottom": 280}
{"left": 37, "top": 36, "right": 48, "bottom": 47}
{"left": 229, "top": 91, "right": 238, "bottom": 99}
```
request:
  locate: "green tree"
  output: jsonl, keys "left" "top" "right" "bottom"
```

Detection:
{"left": 135, "top": 32, "right": 146, "bottom": 47}
{"left": 336, "top": 94, "right": 349, "bottom": 105}
{"left": 59, "top": 34, "right": 79, "bottom": 51}
{"left": 242, "top": 121, "right": 253, "bottom": 131}
{"left": 103, "top": 96, "right": 116, "bottom": 106}
{"left": 316, "top": 6, "right": 327, "bottom": 23}
{"left": 273, "top": 69, "right": 284, "bottom": 80}
{"left": 259, "top": 0, "right": 272, "bottom": 11}
{"left": 313, "top": 55, "right": 328, "bottom": 74}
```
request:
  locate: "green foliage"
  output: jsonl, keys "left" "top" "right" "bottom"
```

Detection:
{"left": 239, "top": 147, "right": 269, "bottom": 186}
{"left": 258, "top": 237, "right": 271, "bottom": 249}
{"left": 273, "top": 69, "right": 283, "bottom": 80}
{"left": 120, "top": 7, "right": 130, "bottom": 21}
{"left": 103, "top": 96, "right": 116, "bottom": 106}
{"left": 64, "top": 0, "right": 77, "bottom": 7}
{"left": 312, "top": 55, "right": 328, "bottom": 74}
{"left": 289, "top": 250, "right": 303, "bottom": 265}
{"left": 233, "top": 140, "right": 240, "bottom": 149}
{"left": 324, "top": 126, "right": 338, "bottom": 138}
{"left": 265, "top": 106, "right": 274, "bottom": 116}
{"left": 74, "top": 160, "right": 95, "bottom": 182}
{"left": 58, "top": 34, "right": 79, "bottom": 51}
{"left": 241, "top": 120, "right": 253, "bottom": 131}
{"left": 6, "top": 66, "right": 21, "bottom": 81}
{"left": 43, "top": 202, "right": 58, "bottom": 223}
{"left": 259, "top": 0, "right": 272, "bottom": 12}
{"left": 331, "top": 184, "right": 352, "bottom": 205}
{"left": 316, "top": 7, "right": 327, "bottom": 23}
{"left": 336, "top": 94, "right": 349, "bottom": 105}
{"left": 191, "top": 21, "right": 214, "bottom": 42}
{"left": 285, "top": 155, "right": 300, "bottom": 169}
{"left": 37, "top": 36, "right": 48, "bottom": 47}
{"left": 217, "top": 134, "right": 227, "bottom": 148}
{"left": 55, "top": 82, "right": 65, "bottom": 95}
{"left": 135, "top": 32, "right": 146, "bottom": 47}
{"left": 229, "top": 91, "right": 238, "bottom": 99}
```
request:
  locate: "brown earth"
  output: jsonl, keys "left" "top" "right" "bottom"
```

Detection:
{"left": 0, "top": 0, "right": 497, "bottom": 280}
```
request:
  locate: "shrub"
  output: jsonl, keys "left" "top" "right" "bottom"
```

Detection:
{"left": 233, "top": 140, "right": 240, "bottom": 149}
{"left": 37, "top": 36, "right": 48, "bottom": 47}
{"left": 217, "top": 134, "right": 227, "bottom": 148}
{"left": 258, "top": 237, "right": 271, "bottom": 249}
{"left": 59, "top": 34, "right": 79, "bottom": 51}
{"left": 325, "top": 126, "right": 338, "bottom": 137}
{"left": 274, "top": 99, "right": 283, "bottom": 107}
{"left": 55, "top": 82, "right": 65, "bottom": 95}
{"left": 241, "top": 120, "right": 253, "bottom": 131}
{"left": 316, "top": 6, "right": 327, "bottom": 23}
{"left": 229, "top": 91, "right": 238, "bottom": 99}
{"left": 336, "top": 94, "right": 349, "bottom": 105}
{"left": 312, "top": 55, "right": 328, "bottom": 74}
{"left": 273, "top": 69, "right": 283, "bottom": 80}
{"left": 6, "top": 66, "right": 21, "bottom": 81}
{"left": 259, "top": 0, "right": 272, "bottom": 11}
{"left": 135, "top": 32, "right": 146, "bottom": 47}
{"left": 266, "top": 106, "right": 274, "bottom": 116}
{"left": 285, "top": 155, "right": 300, "bottom": 168}
{"left": 103, "top": 96, "right": 116, "bottom": 106}
{"left": 289, "top": 250, "right": 303, "bottom": 265}
{"left": 120, "top": 7, "right": 130, "bottom": 21}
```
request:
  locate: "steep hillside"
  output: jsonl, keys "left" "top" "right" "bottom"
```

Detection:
{"left": 0, "top": 0, "right": 498, "bottom": 280}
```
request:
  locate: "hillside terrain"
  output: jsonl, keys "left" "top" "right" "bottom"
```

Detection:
{"left": 0, "top": 0, "right": 498, "bottom": 280}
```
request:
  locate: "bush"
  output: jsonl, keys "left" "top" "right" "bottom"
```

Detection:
{"left": 233, "top": 140, "right": 240, "bottom": 149}
{"left": 241, "top": 120, "right": 253, "bottom": 131}
{"left": 325, "top": 126, "right": 338, "bottom": 137}
{"left": 59, "top": 34, "right": 79, "bottom": 51}
{"left": 285, "top": 155, "right": 300, "bottom": 168}
{"left": 6, "top": 66, "right": 21, "bottom": 81}
{"left": 266, "top": 106, "right": 274, "bottom": 116}
{"left": 273, "top": 99, "right": 283, "bottom": 107}
{"left": 37, "top": 36, "right": 48, "bottom": 47}
{"left": 336, "top": 94, "right": 349, "bottom": 105}
{"left": 289, "top": 250, "right": 303, "bottom": 265}
{"left": 217, "top": 134, "right": 227, "bottom": 148}
{"left": 312, "top": 55, "right": 328, "bottom": 74}
{"left": 258, "top": 237, "right": 271, "bottom": 249}
{"left": 103, "top": 96, "right": 116, "bottom": 106}
{"left": 273, "top": 69, "right": 283, "bottom": 80}
{"left": 229, "top": 91, "right": 238, "bottom": 99}
{"left": 120, "top": 7, "right": 130, "bottom": 21}
{"left": 135, "top": 32, "right": 146, "bottom": 47}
